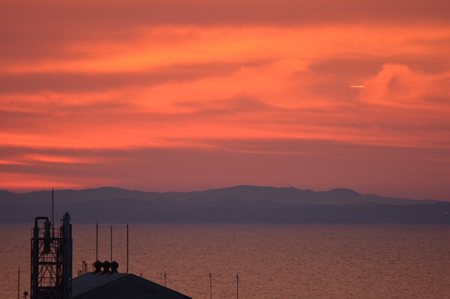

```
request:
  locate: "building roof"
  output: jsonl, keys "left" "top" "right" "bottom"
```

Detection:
{"left": 72, "top": 272, "right": 191, "bottom": 299}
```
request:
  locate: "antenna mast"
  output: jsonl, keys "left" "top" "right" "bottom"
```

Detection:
{"left": 17, "top": 266, "right": 20, "bottom": 299}
{"left": 126, "top": 223, "right": 129, "bottom": 273}
{"left": 110, "top": 225, "right": 113, "bottom": 262}
{"left": 95, "top": 223, "right": 98, "bottom": 261}
{"left": 51, "top": 188, "right": 54, "bottom": 235}
{"left": 236, "top": 273, "right": 239, "bottom": 299}
{"left": 209, "top": 272, "right": 213, "bottom": 299}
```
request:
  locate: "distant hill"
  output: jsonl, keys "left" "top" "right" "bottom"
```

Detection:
{"left": 0, "top": 185, "right": 448, "bottom": 224}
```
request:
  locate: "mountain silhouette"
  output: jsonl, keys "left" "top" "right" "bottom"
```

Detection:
{"left": 0, "top": 185, "right": 448, "bottom": 223}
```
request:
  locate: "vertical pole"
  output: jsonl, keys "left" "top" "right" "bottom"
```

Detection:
{"left": 126, "top": 223, "right": 129, "bottom": 273}
{"left": 31, "top": 223, "right": 39, "bottom": 298}
{"left": 51, "top": 188, "right": 54, "bottom": 236}
{"left": 95, "top": 223, "right": 98, "bottom": 261}
{"left": 236, "top": 273, "right": 239, "bottom": 299}
{"left": 164, "top": 272, "right": 167, "bottom": 287}
{"left": 62, "top": 213, "right": 72, "bottom": 299}
{"left": 17, "top": 266, "right": 20, "bottom": 299}
{"left": 209, "top": 272, "right": 212, "bottom": 299}
{"left": 110, "top": 225, "right": 113, "bottom": 262}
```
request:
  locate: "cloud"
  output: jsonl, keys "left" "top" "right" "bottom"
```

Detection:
{"left": 1, "top": 0, "right": 449, "bottom": 64}
{"left": 0, "top": 59, "right": 272, "bottom": 94}
{"left": 2, "top": 0, "right": 449, "bottom": 29}
{"left": 308, "top": 57, "right": 383, "bottom": 78}
{"left": 0, "top": 140, "right": 449, "bottom": 199}
{"left": 0, "top": 110, "right": 47, "bottom": 132}
{"left": 297, "top": 53, "right": 450, "bottom": 102}
{"left": 361, "top": 64, "right": 450, "bottom": 107}
{"left": 176, "top": 96, "right": 275, "bottom": 117}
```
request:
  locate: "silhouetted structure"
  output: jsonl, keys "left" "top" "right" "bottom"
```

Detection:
{"left": 72, "top": 272, "right": 191, "bottom": 299}
{"left": 31, "top": 213, "right": 72, "bottom": 299}
{"left": 28, "top": 191, "right": 191, "bottom": 299}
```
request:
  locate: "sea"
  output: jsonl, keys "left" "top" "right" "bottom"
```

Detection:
{"left": 1, "top": 224, "right": 450, "bottom": 299}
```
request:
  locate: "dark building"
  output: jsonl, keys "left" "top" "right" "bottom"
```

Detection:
{"left": 30, "top": 210, "right": 191, "bottom": 299}
{"left": 72, "top": 272, "right": 191, "bottom": 299}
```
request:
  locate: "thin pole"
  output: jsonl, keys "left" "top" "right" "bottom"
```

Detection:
{"left": 95, "top": 223, "right": 98, "bottom": 261}
{"left": 110, "top": 225, "right": 113, "bottom": 261}
{"left": 164, "top": 272, "right": 167, "bottom": 287}
{"left": 209, "top": 272, "right": 213, "bottom": 299}
{"left": 236, "top": 273, "right": 239, "bottom": 299}
{"left": 126, "top": 223, "right": 129, "bottom": 273}
{"left": 17, "top": 266, "right": 20, "bottom": 299}
{"left": 51, "top": 188, "right": 54, "bottom": 236}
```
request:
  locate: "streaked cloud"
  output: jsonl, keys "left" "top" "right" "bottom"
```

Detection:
{"left": 0, "top": 141, "right": 449, "bottom": 199}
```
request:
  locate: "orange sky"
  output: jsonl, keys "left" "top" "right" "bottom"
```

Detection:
{"left": 0, "top": 0, "right": 449, "bottom": 199}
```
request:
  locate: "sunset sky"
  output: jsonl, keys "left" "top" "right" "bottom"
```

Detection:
{"left": 0, "top": 0, "right": 449, "bottom": 199}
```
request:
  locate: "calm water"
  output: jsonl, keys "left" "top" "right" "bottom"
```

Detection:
{"left": 1, "top": 224, "right": 450, "bottom": 299}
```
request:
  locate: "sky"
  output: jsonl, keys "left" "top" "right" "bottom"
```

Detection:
{"left": 0, "top": 0, "right": 449, "bottom": 200}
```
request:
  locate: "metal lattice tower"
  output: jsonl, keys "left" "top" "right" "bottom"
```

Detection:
{"left": 31, "top": 213, "right": 72, "bottom": 299}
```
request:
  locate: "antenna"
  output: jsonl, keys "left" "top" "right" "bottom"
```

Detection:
{"left": 209, "top": 272, "right": 213, "bottom": 299}
{"left": 126, "top": 223, "right": 129, "bottom": 273}
{"left": 110, "top": 225, "right": 113, "bottom": 262}
{"left": 95, "top": 223, "right": 99, "bottom": 261}
{"left": 17, "top": 266, "right": 20, "bottom": 299}
{"left": 236, "top": 273, "right": 239, "bottom": 299}
{"left": 51, "top": 188, "right": 54, "bottom": 235}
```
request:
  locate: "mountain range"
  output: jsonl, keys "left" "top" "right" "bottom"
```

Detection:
{"left": 1, "top": 185, "right": 449, "bottom": 224}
